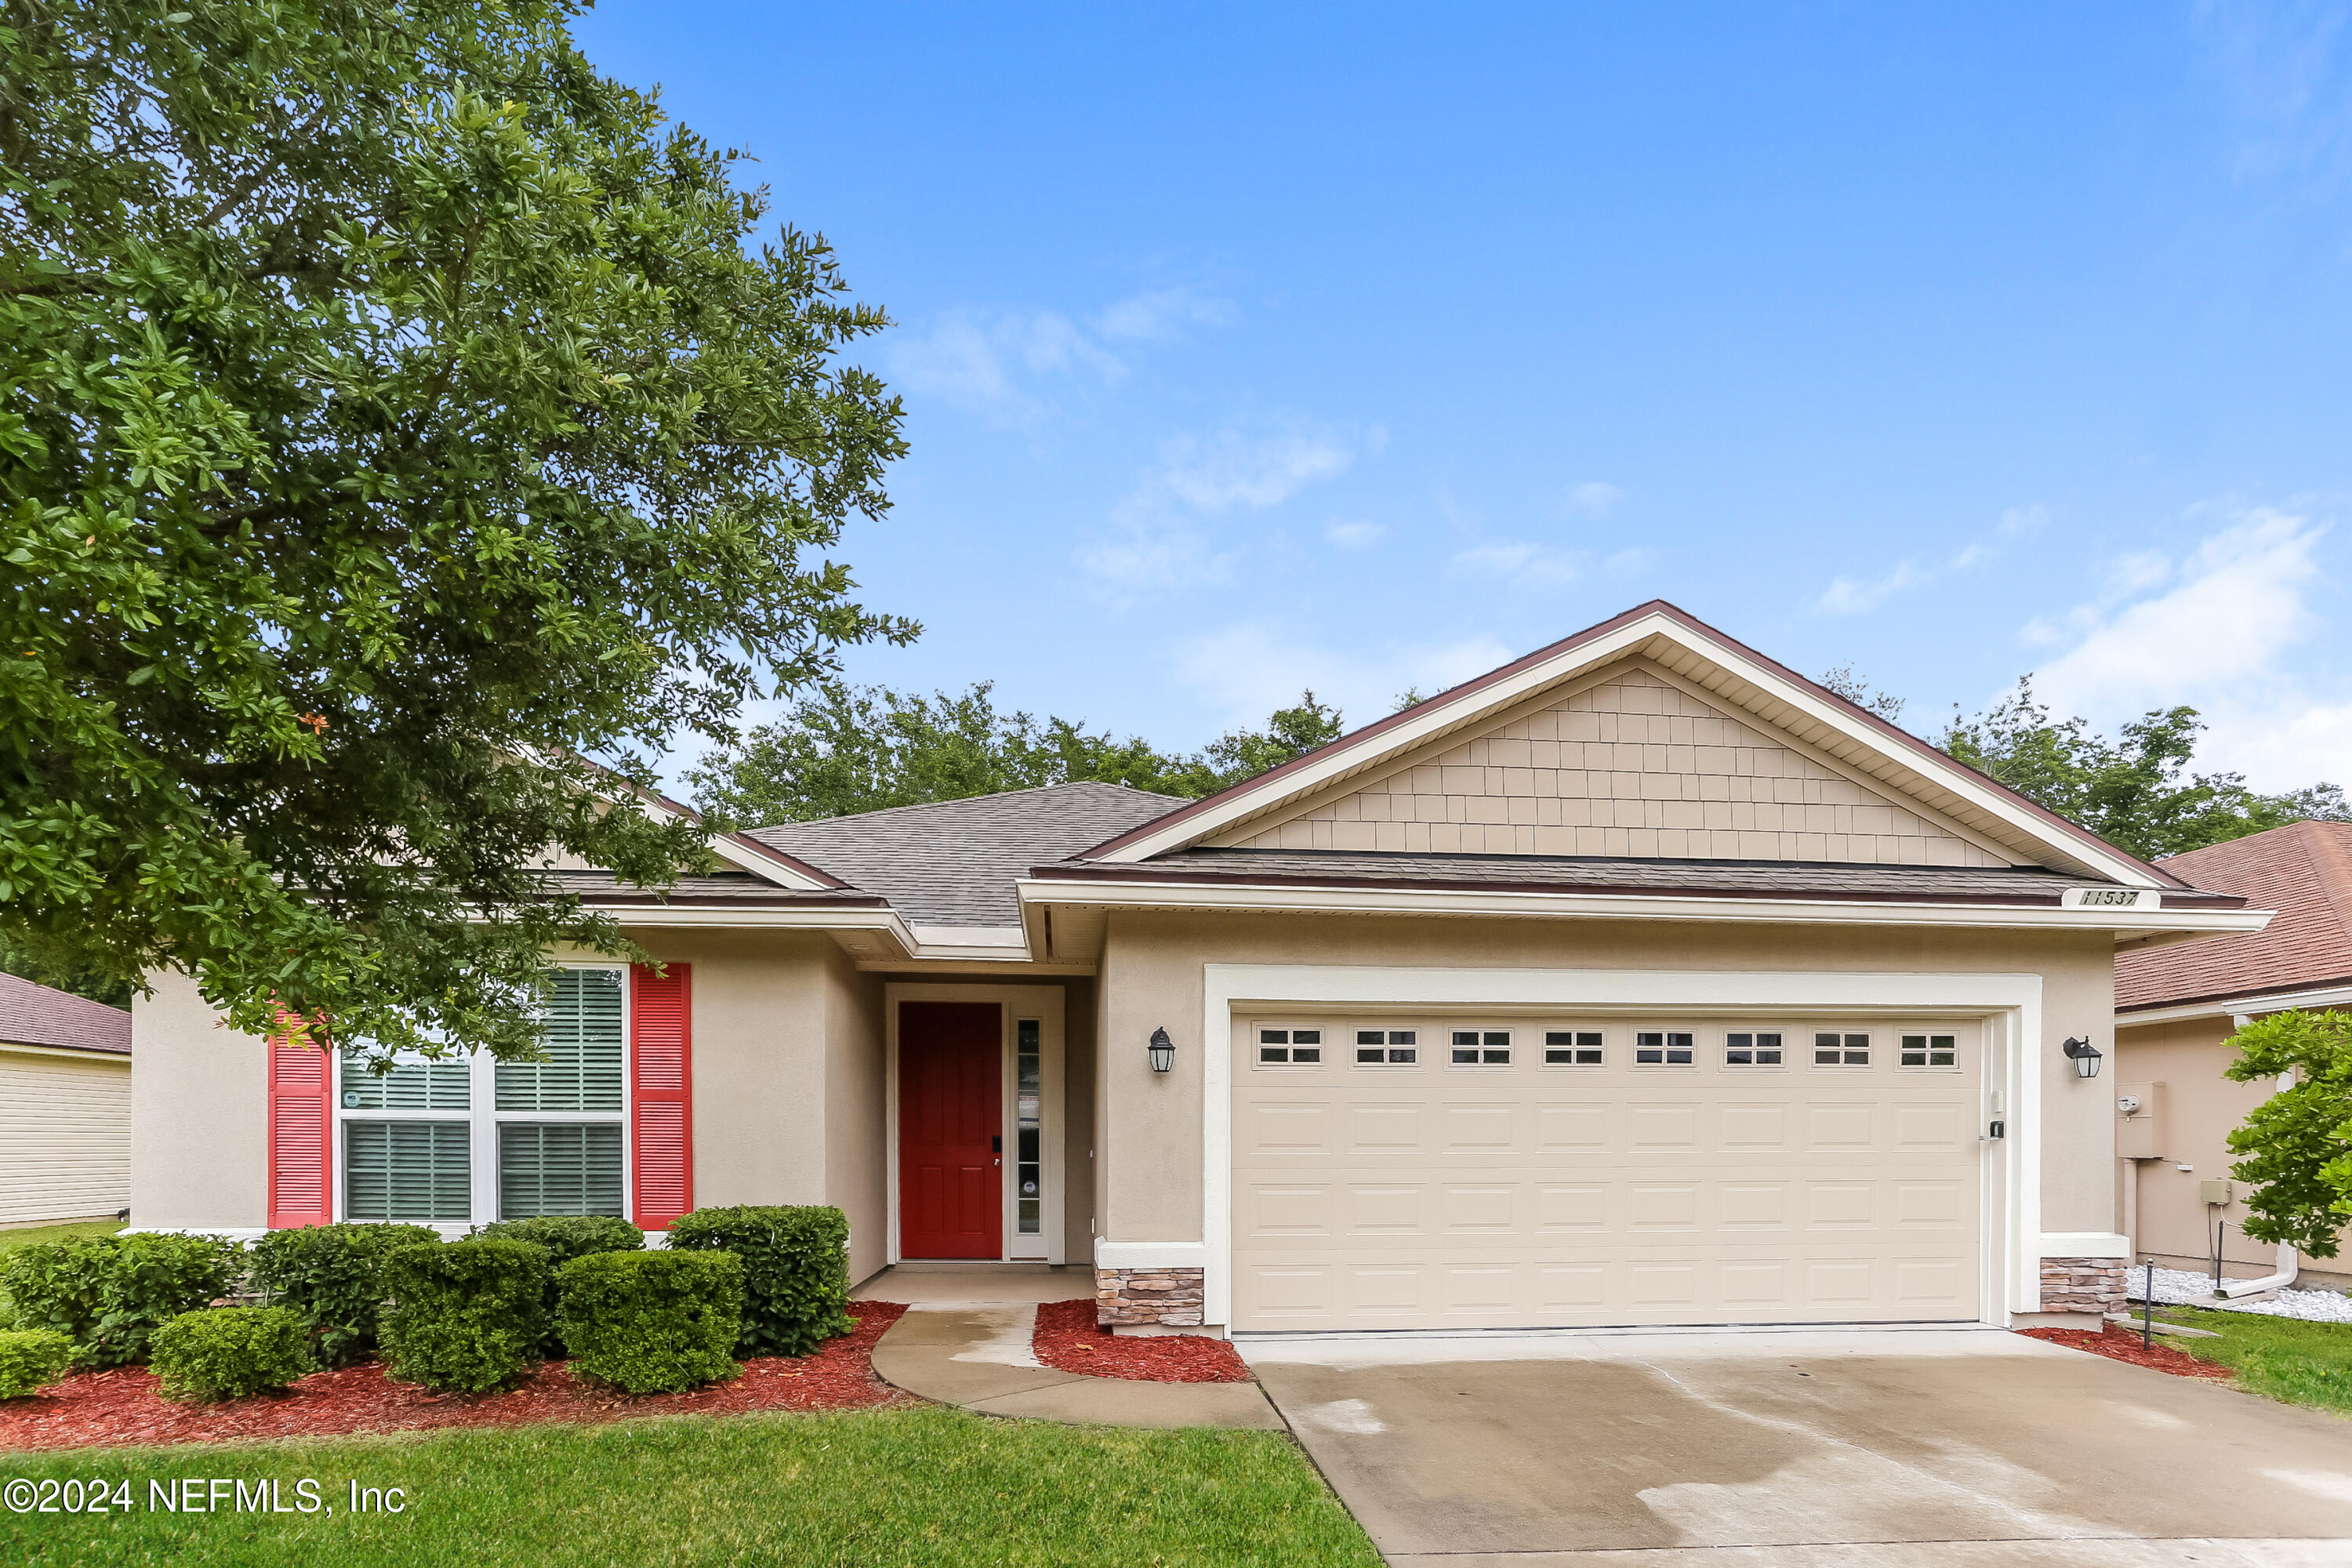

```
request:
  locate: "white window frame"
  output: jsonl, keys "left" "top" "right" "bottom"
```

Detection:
{"left": 1446, "top": 1026, "right": 1514, "bottom": 1068}
{"left": 1348, "top": 1027, "right": 1421, "bottom": 1069}
{"left": 1632, "top": 1028, "right": 1697, "bottom": 1068}
{"left": 332, "top": 962, "right": 632, "bottom": 1236}
{"left": 1721, "top": 1028, "right": 1788, "bottom": 1070}
{"left": 1541, "top": 1027, "right": 1607, "bottom": 1067}
{"left": 1254, "top": 1024, "right": 1329, "bottom": 1068}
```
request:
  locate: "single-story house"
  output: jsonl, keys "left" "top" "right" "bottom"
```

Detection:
{"left": 2114, "top": 820, "right": 2352, "bottom": 1290}
{"left": 132, "top": 601, "right": 2270, "bottom": 1330}
{"left": 2, "top": 971, "right": 132, "bottom": 1227}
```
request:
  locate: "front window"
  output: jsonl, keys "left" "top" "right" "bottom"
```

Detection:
{"left": 336, "top": 966, "right": 628, "bottom": 1228}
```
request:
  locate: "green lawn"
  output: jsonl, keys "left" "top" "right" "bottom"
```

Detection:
{"left": 2153, "top": 1304, "right": 2352, "bottom": 1414}
{"left": 0, "top": 1405, "right": 1381, "bottom": 1566}
{"left": 0, "top": 1219, "right": 124, "bottom": 1254}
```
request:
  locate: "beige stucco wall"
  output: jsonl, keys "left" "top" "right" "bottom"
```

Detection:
{"left": 1062, "top": 975, "right": 1098, "bottom": 1263}
{"left": 2114, "top": 1012, "right": 2352, "bottom": 1287}
{"left": 130, "top": 968, "right": 270, "bottom": 1229}
{"left": 1225, "top": 662, "right": 2010, "bottom": 867}
{"left": 1096, "top": 910, "right": 2118, "bottom": 1247}
{"left": 1, "top": 1046, "right": 132, "bottom": 1226}
{"left": 821, "top": 942, "right": 887, "bottom": 1283}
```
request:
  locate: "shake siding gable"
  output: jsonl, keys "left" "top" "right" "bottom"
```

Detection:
{"left": 1225, "top": 662, "right": 2010, "bottom": 866}
{"left": 266, "top": 1030, "right": 332, "bottom": 1229}
{"left": 630, "top": 964, "right": 692, "bottom": 1229}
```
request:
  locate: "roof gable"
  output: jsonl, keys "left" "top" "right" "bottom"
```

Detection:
{"left": 1084, "top": 601, "right": 2182, "bottom": 887}
{"left": 2117, "top": 820, "right": 2352, "bottom": 1010}
{"left": 1213, "top": 659, "right": 2015, "bottom": 868}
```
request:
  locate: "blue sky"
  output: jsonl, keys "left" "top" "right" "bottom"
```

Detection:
{"left": 573, "top": 2, "right": 2352, "bottom": 796}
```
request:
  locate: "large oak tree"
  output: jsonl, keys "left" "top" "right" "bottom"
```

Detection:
{"left": 0, "top": 1, "right": 909, "bottom": 1057}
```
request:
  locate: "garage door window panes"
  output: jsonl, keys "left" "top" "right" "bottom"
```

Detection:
{"left": 1635, "top": 1030, "right": 1693, "bottom": 1065}
{"left": 1725, "top": 1032, "right": 1783, "bottom": 1067}
{"left": 1356, "top": 1030, "right": 1417, "bottom": 1065}
{"left": 1545, "top": 1031, "right": 1604, "bottom": 1065}
{"left": 1815, "top": 1032, "right": 1871, "bottom": 1066}
{"left": 335, "top": 965, "right": 627, "bottom": 1228}
{"left": 1451, "top": 1030, "right": 1511, "bottom": 1065}
{"left": 1900, "top": 1033, "right": 1958, "bottom": 1069}
{"left": 1258, "top": 1028, "right": 1322, "bottom": 1065}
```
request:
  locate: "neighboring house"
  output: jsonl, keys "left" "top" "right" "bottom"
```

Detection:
{"left": 2114, "top": 820, "right": 2352, "bottom": 1289}
{"left": 131, "top": 601, "right": 2269, "bottom": 1330}
{"left": 1, "top": 971, "right": 132, "bottom": 1226}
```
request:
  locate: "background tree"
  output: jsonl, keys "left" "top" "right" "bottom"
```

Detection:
{"left": 1940, "top": 681, "right": 2347, "bottom": 861}
{"left": 1819, "top": 662, "right": 1907, "bottom": 725}
{"left": 689, "top": 684, "right": 1348, "bottom": 825}
{"left": 0, "top": 2, "right": 909, "bottom": 1058}
{"left": 2223, "top": 1011, "right": 2352, "bottom": 1258}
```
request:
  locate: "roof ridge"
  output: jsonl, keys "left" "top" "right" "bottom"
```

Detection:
{"left": 748, "top": 779, "right": 1192, "bottom": 836}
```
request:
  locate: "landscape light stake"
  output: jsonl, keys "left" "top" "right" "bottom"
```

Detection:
{"left": 2143, "top": 1261, "right": 2154, "bottom": 1351}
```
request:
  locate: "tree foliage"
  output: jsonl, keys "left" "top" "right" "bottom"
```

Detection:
{"left": 0, "top": 2, "right": 909, "bottom": 1058}
{"left": 1940, "top": 681, "right": 2347, "bottom": 861}
{"left": 688, "top": 682, "right": 1346, "bottom": 826}
{"left": 2223, "top": 1011, "right": 2352, "bottom": 1258}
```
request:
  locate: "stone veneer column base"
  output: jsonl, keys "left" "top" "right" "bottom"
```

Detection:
{"left": 1096, "top": 1265, "right": 1205, "bottom": 1328}
{"left": 2040, "top": 1256, "right": 2129, "bottom": 1316}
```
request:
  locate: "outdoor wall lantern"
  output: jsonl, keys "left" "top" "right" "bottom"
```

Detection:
{"left": 2061, "top": 1036, "right": 2104, "bottom": 1080}
{"left": 1148, "top": 1027, "right": 1175, "bottom": 1074}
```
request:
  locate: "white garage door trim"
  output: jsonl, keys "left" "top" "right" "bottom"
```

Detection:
{"left": 1196, "top": 964, "right": 2038, "bottom": 1331}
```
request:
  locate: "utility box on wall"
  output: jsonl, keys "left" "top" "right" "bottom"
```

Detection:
{"left": 2116, "top": 1080, "right": 2168, "bottom": 1160}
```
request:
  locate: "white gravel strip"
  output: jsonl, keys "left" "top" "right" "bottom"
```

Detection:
{"left": 2122, "top": 1263, "right": 2352, "bottom": 1323}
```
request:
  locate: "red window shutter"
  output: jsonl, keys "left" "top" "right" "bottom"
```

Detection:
{"left": 267, "top": 1018, "right": 332, "bottom": 1229}
{"left": 630, "top": 964, "right": 693, "bottom": 1230}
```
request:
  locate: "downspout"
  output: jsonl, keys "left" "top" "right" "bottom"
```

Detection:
{"left": 2215, "top": 1018, "right": 2299, "bottom": 1301}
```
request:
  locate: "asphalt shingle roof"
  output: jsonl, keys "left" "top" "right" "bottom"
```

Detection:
{"left": 2117, "top": 821, "right": 2352, "bottom": 1011}
{"left": 1032, "top": 848, "right": 2207, "bottom": 906}
{"left": 746, "top": 782, "right": 1189, "bottom": 927}
{"left": 0, "top": 971, "right": 131, "bottom": 1055}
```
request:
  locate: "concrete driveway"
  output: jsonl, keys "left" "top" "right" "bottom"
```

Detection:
{"left": 1244, "top": 1329, "right": 2352, "bottom": 1566}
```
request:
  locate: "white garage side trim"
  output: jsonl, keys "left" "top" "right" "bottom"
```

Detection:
{"left": 2041, "top": 1232, "right": 2131, "bottom": 1259}
{"left": 1095, "top": 1240, "right": 1208, "bottom": 1269}
{"left": 1198, "top": 964, "right": 2044, "bottom": 1330}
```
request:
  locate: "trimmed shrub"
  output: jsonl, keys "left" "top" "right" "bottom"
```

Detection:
{"left": 477, "top": 1217, "right": 644, "bottom": 1356}
{"left": 0, "top": 1233, "right": 241, "bottom": 1367}
{"left": 554, "top": 1250, "right": 744, "bottom": 1393}
{"left": 666, "top": 1206, "right": 851, "bottom": 1357}
{"left": 0, "top": 1330, "right": 74, "bottom": 1399}
{"left": 377, "top": 1238, "right": 549, "bottom": 1394}
{"left": 151, "top": 1308, "right": 313, "bottom": 1403}
{"left": 248, "top": 1223, "right": 438, "bottom": 1367}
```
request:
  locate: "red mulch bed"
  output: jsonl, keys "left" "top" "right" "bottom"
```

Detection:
{"left": 1030, "top": 1298, "right": 1253, "bottom": 1383}
{"left": 0, "top": 1302, "right": 912, "bottom": 1453}
{"left": 2016, "top": 1321, "right": 2235, "bottom": 1381}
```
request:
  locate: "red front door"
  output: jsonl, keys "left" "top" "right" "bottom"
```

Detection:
{"left": 898, "top": 1002, "right": 1002, "bottom": 1259}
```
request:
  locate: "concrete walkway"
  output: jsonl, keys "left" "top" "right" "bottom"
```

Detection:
{"left": 869, "top": 1301, "right": 1284, "bottom": 1429}
{"left": 853, "top": 1261, "right": 1090, "bottom": 1305}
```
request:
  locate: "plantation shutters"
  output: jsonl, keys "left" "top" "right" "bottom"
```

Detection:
{"left": 501, "top": 1123, "right": 626, "bottom": 1218}
{"left": 630, "top": 963, "right": 693, "bottom": 1230}
{"left": 497, "top": 968, "right": 626, "bottom": 1112}
{"left": 345, "top": 1120, "right": 472, "bottom": 1223}
{"left": 267, "top": 1024, "right": 332, "bottom": 1229}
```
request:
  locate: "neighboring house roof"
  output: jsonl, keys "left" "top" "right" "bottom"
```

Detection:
{"left": 746, "top": 782, "right": 1189, "bottom": 927}
{"left": 2117, "top": 821, "right": 2352, "bottom": 1013}
{"left": 1079, "top": 600, "right": 2193, "bottom": 891}
{"left": 0, "top": 971, "right": 131, "bottom": 1056}
{"left": 1035, "top": 848, "right": 2245, "bottom": 909}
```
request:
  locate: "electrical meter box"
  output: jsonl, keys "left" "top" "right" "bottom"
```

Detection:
{"left": 2116, "top": 1080, "right": 2167, "bottom": 1160}
{"left": 2201, "top": 1178, "right": 2235, "bottom": 1207}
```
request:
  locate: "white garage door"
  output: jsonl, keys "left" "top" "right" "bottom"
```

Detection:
{"left": 1231, "top": 1015, "right": 1984, "bottom": 1332}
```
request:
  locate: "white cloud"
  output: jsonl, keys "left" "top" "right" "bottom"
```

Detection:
{"left": 1092, "top": 285, "right": 1235, "bottom": 343}
{"left": 884, "top": 309, "right": 1124, "bottom": 422}
{"left": 1816, "top": 561, "right": 1924, "bottom": 615}
{"left": 1178, "top": 622, "right": 1516, "bottom": 731}
{"left": 1450, "top": 541, "right": 1584, "bottom": 584}
{"left": 1080, "top": 422, "right": 1361, "bottom": 593}
{"left": 2031, "top": 509, "right": 2324, "bottom": 712}
{"left": 2016, "top": 505, "right": 2352, "bottom": 792}
{"left": 1563, "top": 481, "right": 1624, "bottom": 519}
{"left": 1813, "top": 506, "right": 2043, "bottom": 615}
{"left": 1325, "top": 520, "right": 1388, "bottom": 549}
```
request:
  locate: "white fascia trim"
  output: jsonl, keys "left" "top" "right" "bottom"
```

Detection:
{"left": 1200, "top": 964, "right": 2045, "bottom": 1333}
{"left": 0, "top": 1040, "right": 132, "bottom": 1066}
{"left": 909, "top": 924, "right": 1026, "bottom": 949}
{"left": 702, "top": 834, "right": 834, "bottom": 890}
{"left": 1098, "top": 610, "right": 2166, "bottom": 887}
{"left": 609, "top": 905, "right": 1051, "bottom": 964}
{"left": 2041, "top": 1232, "right": 2131, "bottom": 1260}
{"left": 1019, "top": 877, "right": 2267, "bottom": 938}
{"left": 1095, "top": 1240, "right": 1209, "bottom": 1270}
{"left": 2119, "top": 981, "right": 2352, "bottom": 1029}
